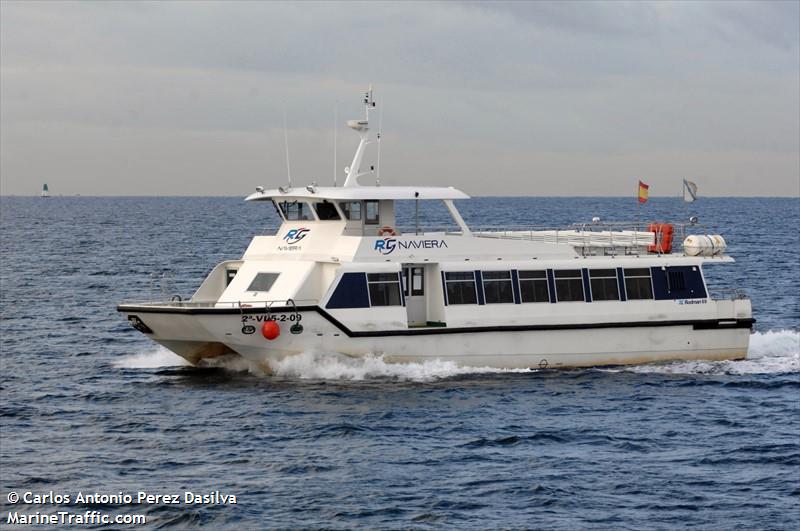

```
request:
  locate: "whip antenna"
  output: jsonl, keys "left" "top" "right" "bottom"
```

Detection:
{"left": 376, "top": 99, "right": 382, "bottom": 187}
{"left": 333, "top": 102, "right": 338, "bottom": 187}
{"left": 283, "top": 110, "right": 292, "bottom": 188}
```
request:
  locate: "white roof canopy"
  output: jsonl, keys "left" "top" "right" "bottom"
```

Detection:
{"left": 245, "top": 186, "right": 470, "bottom": 202}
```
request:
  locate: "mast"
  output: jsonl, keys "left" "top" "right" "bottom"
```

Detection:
{"left": 343, "top": 85, "right": 376, "bottom": 188}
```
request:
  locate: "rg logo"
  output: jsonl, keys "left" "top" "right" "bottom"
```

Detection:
{"left": 283, "top": 228, "right": 310, "bottom": 245}
{"left": 374, "top": 238, "right": 397, "bottom": 255}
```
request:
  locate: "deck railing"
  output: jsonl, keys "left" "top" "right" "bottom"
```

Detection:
{"left": 120, "top": 298, "right": 319, "bottom": 309}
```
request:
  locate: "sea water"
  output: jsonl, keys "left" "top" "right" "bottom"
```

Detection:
{"left": 1, "top": 196, "right": 798, "bottom": 529}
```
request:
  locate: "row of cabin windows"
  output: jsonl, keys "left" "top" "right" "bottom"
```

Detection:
{"left": 277, "top": 199, "right": 380, "bottom": 224}
{"left": 444, "top": 268, "right": 656, "bottom": 305}
{"left": 245, "top": 268, "right": 665, "bottom": 307}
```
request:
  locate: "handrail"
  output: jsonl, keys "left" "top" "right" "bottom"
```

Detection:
{"left": 119, "top": 298, "right": 319, "bottom": 308}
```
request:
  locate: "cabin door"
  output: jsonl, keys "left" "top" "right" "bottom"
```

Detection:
{"left": 402, "top": 265, "right": 427, "bottom": 327}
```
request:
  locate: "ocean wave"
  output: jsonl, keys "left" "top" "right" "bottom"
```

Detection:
{"left": 269, "top": 351, "right": 535, "bottom": 381}
{"left": 617, "top": 329, "right": 799, "bottom": 375}
{"left": 113, "top": 347, "right": 191, "bottom": 369}
{"left": 116, "top": 330, "right": 798, "bottom": 378}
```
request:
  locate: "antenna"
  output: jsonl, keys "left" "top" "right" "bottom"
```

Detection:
{"left": 333, "top": 102, "right": 338, "bottom": 187}
{"left": 283, "top": 110, "right": 292, "bottom": 188}
{"left": 376, "top": 100, "right": 382, "bottom": 187}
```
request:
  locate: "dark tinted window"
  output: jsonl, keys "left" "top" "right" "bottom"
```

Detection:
{"left": 624, "top": 268, "right": 653, "bottom": 300}
{"left": 314, "top": 201, "right": 341, "bottom": 220}
{"left": 367, "top": 272, "right": 402, "bottom": 306}
{"left": 247, "top": 272, "right": 280, "bottom": 292}
{"left": 519, "top": 270, "right": 549, "bottom": 303}
{"left": 482, "top": 271, "right": 514, "bottom": 304}
{"left": 554, "top": 270, "right": 584, "bottom": 302}
{"left": 445, "top": 271, "right": 477, "bottom": 305}
{"left": 589, "top": 269, "right": 619, "bottom": 301}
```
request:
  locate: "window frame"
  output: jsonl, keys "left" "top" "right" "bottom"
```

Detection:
{"left": 518, "top": 270, "right": 550, "bottom": 303}
{"left": 366, "top": 272, "right": 403, "bottom": 307}
{"left": 589, "top": 269, "right": 620, "bottom": 302}
{"left": 364, "top": 200, "right": 380, "bottom": 225}
{"left": 481, "top": 270, "right": 514, "bottom": 304}
{"left": 339, "top": 201, "right": 362, "bottom": 221}
{"left": 410, "top": 267, "right": 424, "bottom": 296}
{"left": 444, "top": 271, "right": 478, "bottom": 305}
{"left": 553, "top": 269, "right": 585, "bottom": 303}
{"left": 277, "top": 200, "right": 316, "bottom": 221}
{"left": 246, "top": 272, "right": 280, "bottom": 293}
{"left": 313, "top": 200, "right": 342, "bottom": 221}
{"left": 623, "top": 268, "right": 654, "bottom": 300}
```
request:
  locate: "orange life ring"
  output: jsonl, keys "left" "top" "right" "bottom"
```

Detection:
{"left": 378, "top": 226, "right": 397, "bottom": 237}
{"left": 648, "top": 223, "right": 674, "bottom": 254}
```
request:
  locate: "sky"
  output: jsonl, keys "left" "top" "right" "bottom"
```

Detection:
{"left": 1, "top": 0, "right": 798, "bottom": 197}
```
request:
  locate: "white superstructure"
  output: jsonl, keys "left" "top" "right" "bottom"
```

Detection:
{"left": 118, "top": 88, "right": 753, "bottom": 370}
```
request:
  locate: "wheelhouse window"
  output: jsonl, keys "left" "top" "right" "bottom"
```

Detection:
{"left": 340, "top": 201, "right": 362, "bottom": 221}
{"left": 554, "top": 269, "right": 584, "bottom": 302}
{"left": 365, "top": 200, "right": 380, "bottom": 225}
{"left": 444, "top": 271, "right": 477, "bottom": 305}
{"left": 589, "top": 269, "right": 620, "bottom": 301}
{"left": 278, "top": 201, "right": 314, "bottom": 221}
{"left": 624, "top": 268, "right": 653, "bottom": 300}
{"left": 314, "top": 201, "right": 341, "bottom": 220}
{"left": 482, "top": 271, "right": 514, "bottom": 304}
{"left": 247, "top": 272, "right": 280, "bottom": 292}
{"left": 518, "top": 270, "right": 549, "bottom": 303}
{"left": 367, "top": 273, "right": 402, "bottom": 306}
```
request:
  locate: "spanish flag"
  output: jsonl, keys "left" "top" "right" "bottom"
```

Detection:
{"left": 638, "top": 180, "right": 649, "bottom": 203}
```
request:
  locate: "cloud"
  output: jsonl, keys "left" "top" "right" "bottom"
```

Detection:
{"left": 1, "top": 1, "right": 798, "bottom": 196}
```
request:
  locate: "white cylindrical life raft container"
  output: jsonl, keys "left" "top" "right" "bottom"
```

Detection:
{"left": 683, "top": 234, "right": 727, "bottom": 256}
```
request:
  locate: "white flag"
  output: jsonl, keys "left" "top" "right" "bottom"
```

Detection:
{"left": 683, "top": 179, "right": 698, "bottom": 202}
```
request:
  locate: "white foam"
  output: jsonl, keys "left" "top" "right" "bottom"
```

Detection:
{"left": 114, "top": 346, "right": 192, "bottom": 369}
{"left": 199, "top": 354, "right": 268, "bottom": 376}
{"left": 269, "top": 350, "right": 535, "bottom": 382}
{"left": 117, "top": 330, "right": 798, "bottom": 378}
{"left": 614, "top": 330, "right": 799, "bottom": 375}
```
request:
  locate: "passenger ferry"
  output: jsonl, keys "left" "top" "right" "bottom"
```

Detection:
{"left": 118, "top": 88, "right": 754, "bottom": 370}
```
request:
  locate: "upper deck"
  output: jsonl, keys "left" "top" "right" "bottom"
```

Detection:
{"left": 244, "top": 86, "right": 730, "bottom": 262}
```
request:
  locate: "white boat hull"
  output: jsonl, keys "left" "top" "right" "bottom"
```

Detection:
{"left": 119, "top": 308, "right": 751, "bottom": 370}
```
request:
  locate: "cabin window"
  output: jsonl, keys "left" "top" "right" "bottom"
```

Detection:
{"left": 278, "top": 201, "right": 314, "bottom": 221}
{"left": 367, "top": 272, "right": 402, "bottom": 306}
{"left": 444, "top": 271, "right": 478, "bottom": 305}
{"left": 482, "top": 271, "right": 514, "bottom": 304}
{"left": 365, "top": 200, "right": 380, "bottom": 225}
{"left": 314, "top": 201, "right": 341, "bottom": 220}
{"left": 624, "top": 268, "right": 653, "bottom": 300}
{"left": 589, "top": 269, "right": 620, "bottom": 301}
{"left": 554, "top": 269, "right": 584, "bottom": 302}
{"left": 247, "top": 272, "right": 280, "bottom": 292}
{"left": 518, "top": 270, "right": 549, "bottom": 303}
{"left": 340, "top": 201, "right": 362, "bottom": 221}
